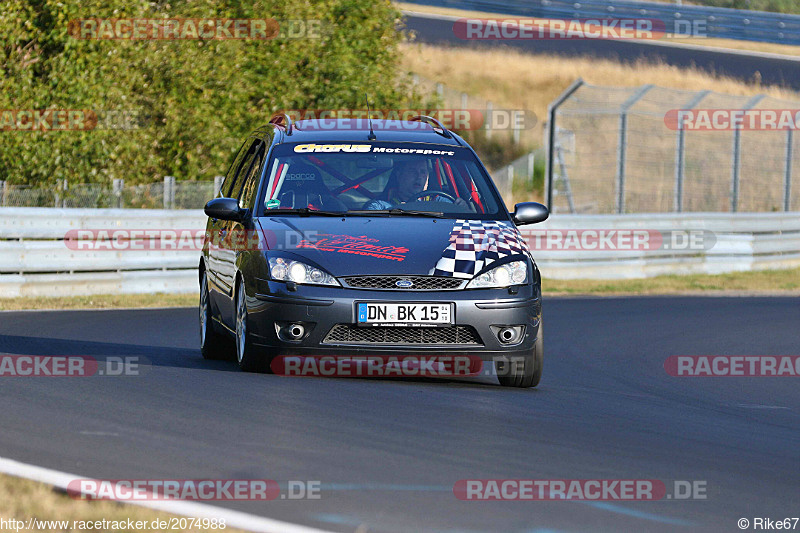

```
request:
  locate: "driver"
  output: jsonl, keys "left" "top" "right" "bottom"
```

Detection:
{"left": 363, "top": 159, "right": 468, "bottom": 210}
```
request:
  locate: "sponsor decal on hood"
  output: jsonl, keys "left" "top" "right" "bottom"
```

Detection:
{"left": 296, "top": 234, "right": 409, "bottom": 261}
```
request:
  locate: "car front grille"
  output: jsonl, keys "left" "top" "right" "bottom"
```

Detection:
{"left": 340, "top": 276, "right": 465, "bottom": 290}
{"left": 322, "top": 324, "right": 482, "bottom": 345}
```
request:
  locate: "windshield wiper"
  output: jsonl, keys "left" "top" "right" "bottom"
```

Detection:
{"left": 348, "top": 209, "right": 445, "bottom": 218}
{"left": 266, "top": 208, "right": 348, "bottom": 217}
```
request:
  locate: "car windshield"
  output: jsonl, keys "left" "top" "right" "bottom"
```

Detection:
{"left": 259, "top": 142, "right": 505, "bottom": 218}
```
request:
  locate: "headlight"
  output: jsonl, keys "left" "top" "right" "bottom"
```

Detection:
{"left": 268, "top": 257, "right": 339, "bottom": 286}
{"left": 466, "top": 260, "right": 528, "bottom": 289}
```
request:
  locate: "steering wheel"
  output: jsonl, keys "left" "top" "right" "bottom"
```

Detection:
{"left": 410, "top": 190, "right": 457, "bottom": 203}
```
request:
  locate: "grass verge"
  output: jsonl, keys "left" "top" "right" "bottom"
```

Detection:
{"left": 0, "top": 268, "right": 798, "bottom": 311}
{"left": 0, "top": 472, "right": 245, "bottom": 533}
{"left": 545, "top": 267, "right": 800, "bottom": 295}
{"left": 0, "top": 293, "right": 197, "bottom": 311}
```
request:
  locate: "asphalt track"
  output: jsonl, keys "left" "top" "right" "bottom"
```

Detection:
{"left": 404, "top": 13, "right": 800, "bottom": 91}
{"left": 0, "top": 297, "right": 798, "bottom": 532}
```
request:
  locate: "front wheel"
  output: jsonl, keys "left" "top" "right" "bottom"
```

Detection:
{"left": 496, "top": 320, "right": 543, "bottom": 388}
{"left": 235, "top": 280, "right": 266, "bottom": 372}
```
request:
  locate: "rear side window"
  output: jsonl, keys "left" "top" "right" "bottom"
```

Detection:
{"left": 221, "top": 138, "right": 255, "bottom": 197}
{"left": 237, "top": 142, "right": 266, "bottom": 209}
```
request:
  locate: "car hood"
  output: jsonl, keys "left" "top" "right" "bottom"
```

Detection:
{"left": 257, "top": 216, "right": 530, "bottom": 278}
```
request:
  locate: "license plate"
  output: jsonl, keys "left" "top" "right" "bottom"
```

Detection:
{"left": 356, "top": 302, "right": 453, "bottom": 326}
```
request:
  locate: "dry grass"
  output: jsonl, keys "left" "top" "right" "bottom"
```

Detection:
{"left": 0, "top": 473, "right": 245, "bottom": 533}
{"left": 0, "top": 293, "right": 196, "bottom": 311}
{"left": 545, "top": 267, "right": 800, "bottom": 295}
{"left": 0, "top": 269, "right": 799, "bottom": 312}
{"left": 399, "top": 41, "right": 800, "bottom": 144}
{"left": 396, "top": 1, "right": 800, "bottom": 57}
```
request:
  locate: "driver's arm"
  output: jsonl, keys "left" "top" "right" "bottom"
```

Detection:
{"left": 362, "top": 199, "right": 393, "bottom": 210}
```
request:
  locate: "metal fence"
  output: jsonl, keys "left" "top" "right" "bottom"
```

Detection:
{"left": 0, "top": 177, "right": 224, "bottom": 209}
{"left": 404, "top": 0, "right": 800, "bottom": 45}
{"left": 545, "top": 80, "right": 800, "bottom": 214}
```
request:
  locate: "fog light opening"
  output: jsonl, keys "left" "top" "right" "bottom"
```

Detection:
{"left": 493, "top": 325, "right": 525, "bottom": 345}
{"left": 286, "top": 323, "right": 305, "bottom": 340}
{"left": 498, "top": 327, "right": 516, "bottom": 343}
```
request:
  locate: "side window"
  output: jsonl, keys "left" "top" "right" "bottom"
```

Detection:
{"left": 221, "top": 138, "right": 255, "bottom": 197}
{"left": 230, "top": 141, "right": 260, "bottom": 202}
{"left": 238, "top": 143, "right": 266, "bottom": 209}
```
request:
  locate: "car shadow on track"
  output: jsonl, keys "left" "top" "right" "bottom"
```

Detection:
{"left": 0, "top": 333, "right": 239, "bottom": 372}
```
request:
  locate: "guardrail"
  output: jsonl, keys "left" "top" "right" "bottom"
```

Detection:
{"left": 1, "top": 208, "right": 799, "bottom": 297}
{"left": 0, "top": 208, "right": 205, "bottom": 297}
{"left": 404, "top": 0, "right": 800, "bottom": 45}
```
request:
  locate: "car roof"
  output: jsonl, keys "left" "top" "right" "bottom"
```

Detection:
{"left": 255, "top": 118, "right": 464, "bottom": 146}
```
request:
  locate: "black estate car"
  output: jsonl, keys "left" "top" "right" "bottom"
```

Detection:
{"left": 200, "top": 115, "right": 549, "bottom": 387}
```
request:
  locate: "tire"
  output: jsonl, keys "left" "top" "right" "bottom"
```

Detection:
{"left": 200, "top": 272, "right": 230, "bottom": 360}
{"left": 496, "top": 320, "right": 543, "bottom": 388}
{"left": 235, "top": 279, "right": 266, "bottom": 372}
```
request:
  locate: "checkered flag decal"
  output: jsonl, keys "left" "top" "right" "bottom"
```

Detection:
{"left": 430, "top": 220, "right": 530, "bottom": 278}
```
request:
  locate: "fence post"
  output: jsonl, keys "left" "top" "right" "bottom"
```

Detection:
{"left": 55, "top": 179, "right": 68, "bottom": 208}
{"left": 615, "top": 84, "right": 654, "bottom": 214}
{"left": 164, "top": 176, "right": 175, "bottom": 209}
{"left": 545, "top": 78, "right": 584, "bottom": 211}
{"left": 435, "top": 83, "right": 443, "bottom": 99}
{"left": 214, "top": 175, "right": 225, "bottom": 198}
{"left": 507, "top": 166, "right": 514, "bottom": 207}
{"left": 527, "top": 152, "right": 535, "bottom": 182}
{"left": 461, "top": 92, "right": 468, "bottom": 110}
{"left": 0, "top": 180, "right": 5, "bottom": 207}
{"left": 674, "top": 90, "right": 709, "bottom": 212}
{"left": 486, "top": 101, "right": 493, "bottom": 140}
{"left": 113, "top": 178, "right": 124, "bottom": 208}
{"left": 731, "top": 94, "right": 765, "bottom": 212}
{"left": 784, "top": 129, "right": 793, "bottom": 212}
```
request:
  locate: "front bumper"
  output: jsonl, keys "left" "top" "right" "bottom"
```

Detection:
{"left": 246, "top": 278, "right": 541, "bottom": 361}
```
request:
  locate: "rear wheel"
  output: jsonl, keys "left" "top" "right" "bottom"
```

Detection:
{"left": 496, "top": 320, "right": 543, "bottom": 388}
{"left": 200, "top": 272, "right": 229, "bottom": 360}
{"left": 235, "top": 279, "right": 266, "bottom": 372}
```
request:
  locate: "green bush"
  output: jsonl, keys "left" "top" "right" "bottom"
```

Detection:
{"left": 0, "top": 0, "right": 423, "bottom": 186}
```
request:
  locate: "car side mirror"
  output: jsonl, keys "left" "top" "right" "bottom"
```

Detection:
{"left": 205, "top": 197, "right": 245, "bottom": 222}
{"left": 512, "top": 202, "right": 549, "bottom": 226}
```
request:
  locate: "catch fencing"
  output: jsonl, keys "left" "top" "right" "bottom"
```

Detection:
{"left": 0, "top": 177, "right": 223, "bottom": 209}
{"left": 545, "top": 80, "right": 800, "bottom": 215}
{"left": 1, "top": 207, "right": 798, "bottom": 297}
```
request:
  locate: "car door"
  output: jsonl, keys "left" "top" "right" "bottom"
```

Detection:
{"left": 217, "top": 139, "right": 267, "bottom": 327}
{"left": 207, "top": 137, "right": 254, "bottom": 313}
